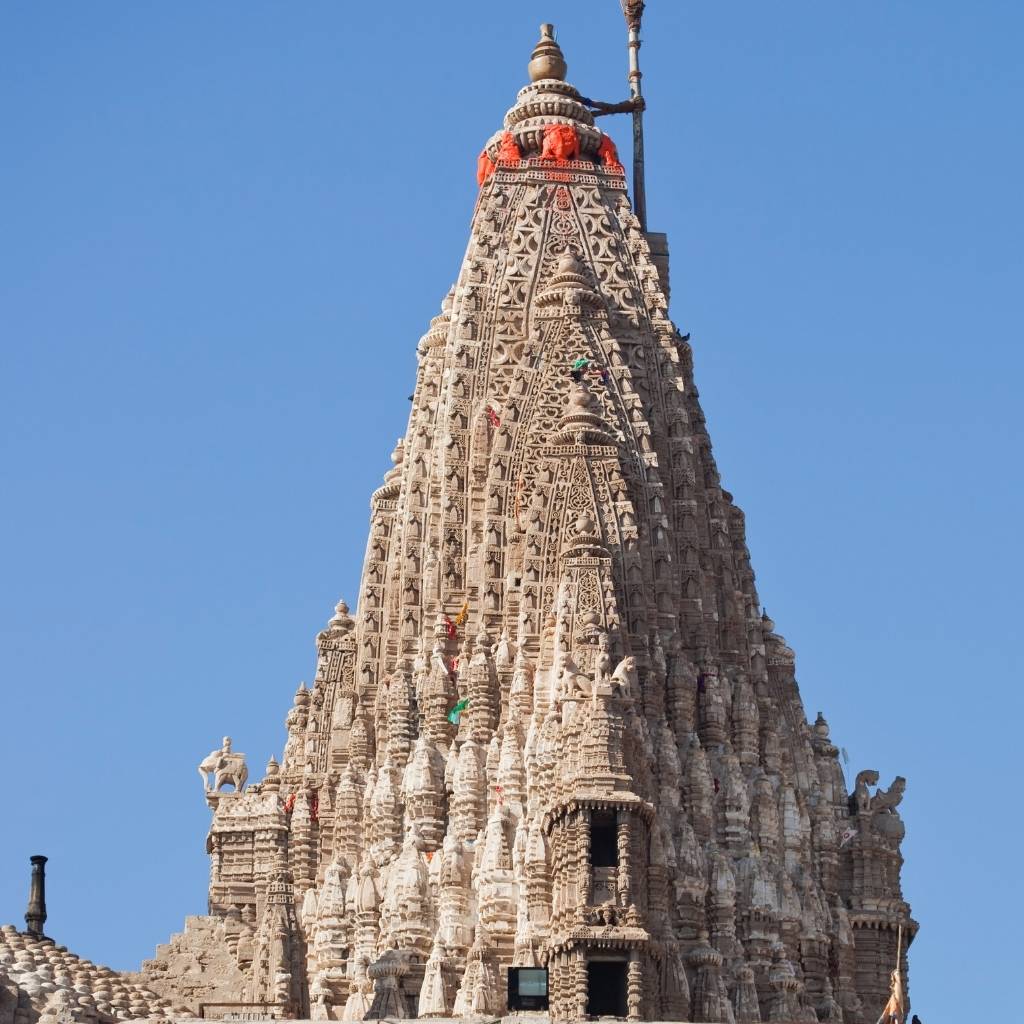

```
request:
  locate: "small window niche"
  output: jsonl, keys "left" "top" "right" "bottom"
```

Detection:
{"left": 590, "top": 810, "right": 619, "bottom": 868}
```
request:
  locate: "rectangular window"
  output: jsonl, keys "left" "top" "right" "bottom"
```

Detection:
{"left": 508, "top": 967, "right": 549, "bottom": 1011}
{"left": 590, "top": 810, "right": 619, "bottom": 868}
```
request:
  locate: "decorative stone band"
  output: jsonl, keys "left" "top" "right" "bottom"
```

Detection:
{"left": 479, "top": 126, "right": 627, "bottom": 188}
{"left": 542, "top": 792, "right": 657, "bottom": 830}
{"left": 547, "top": 929, "right": 655, "bottom": 955}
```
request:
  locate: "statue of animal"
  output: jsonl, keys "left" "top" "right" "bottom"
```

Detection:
{"left": 198, "top": 737, "right": 248, "bottom": 793}
{"left": 610, "top": 655, "right": 638, "bottom": 699}
{"left": 597, "top": 134, "right": 623, "bottom": 171}
{"left": 540, "top": 123, "right": 580, "bottom": 162}
{"left": 556, "top": 652, "right": 592, "bottom": 698}
{"left": 851, "top": 769, "right": 879, "bottom": 816}
{"left": 870, "top": 776, "right": 906, "bottom": 815}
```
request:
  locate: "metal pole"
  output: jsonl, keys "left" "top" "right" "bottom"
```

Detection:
{"left": 621, "top": 1, "right": 647, "bottom": 230}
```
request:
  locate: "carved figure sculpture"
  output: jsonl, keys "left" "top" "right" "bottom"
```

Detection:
{"left": 853, "top": 769, "right": 880, "bottom": 815}
{"left": 871, "top": 776, "right": 907, "bottom": 815}
{"left": 496, "top": 130, "right": 522, "bottom": 165}
{"left": 540, "top": 122, "right": 580, "bottom": 162}
{"left": 610, "top": 655, "right": 637, "bottom": 698}
{"left": 597, "top": 133, "right": 624, "bottom": 172}
{"left": 198, "top": 737, "right": 248, "bottom": 793}
{"left": 476, "top": 149, "right": 496, "bottom": 186}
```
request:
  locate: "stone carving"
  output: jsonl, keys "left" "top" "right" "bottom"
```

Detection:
{"left": 129, "top": 20, "right": 915, "bottom": 1024}
{"left": 610, "top": 653, "right": 637, "bottom": 698}
{"left": 871, "top": 776, "right": 907, "bottom": 816}
{"left": 851, "top": 770, "right": 906, "bottom": 819}
{"left": 197, "top": 737, "right": 247, "bottom": 793}
{"left": 540, "top": 123, "right": 580, "bottom": 163}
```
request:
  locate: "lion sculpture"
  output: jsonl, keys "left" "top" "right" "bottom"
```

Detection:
{"left": 540, "top": 123, "right": 580, "bottom": 162}
{"left": 610, "top": 655, "right": 637, "bottom": 699}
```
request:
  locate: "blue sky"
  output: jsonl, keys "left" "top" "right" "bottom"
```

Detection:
{"left": 1, "top": 2, "right": 1021, "bottom": 1019}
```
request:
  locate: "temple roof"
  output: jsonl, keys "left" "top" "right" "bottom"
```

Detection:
{"left": 0, "top": 925, "right": 186, "bottom": 1022}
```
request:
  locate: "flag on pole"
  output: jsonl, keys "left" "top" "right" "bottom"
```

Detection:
{"left": 448, "top": 698, "right": 470, "bottom": 725}
{"left": 877, "top": 925, "right": 907, "bottom": 1024}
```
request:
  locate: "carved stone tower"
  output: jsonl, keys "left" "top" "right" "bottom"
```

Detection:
{"left": 144, "top": 23, "right": 915, "bottom": 1024}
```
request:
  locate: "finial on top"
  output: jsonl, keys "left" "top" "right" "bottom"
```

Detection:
{"left": 620, "top": 1, "right": 645, "bottom": 32}
{"left": 528, "top": 24, "right": 567, "bottom": 82}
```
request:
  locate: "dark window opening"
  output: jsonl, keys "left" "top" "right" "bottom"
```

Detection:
{"left": 590, "top": 811, "right": 619, "bottom": 867}
{"left": 587, "top": 960, "right": 627, "bottom": 1018}
{"left": 508, "top": 967, "right": 549, "bottom": 1011}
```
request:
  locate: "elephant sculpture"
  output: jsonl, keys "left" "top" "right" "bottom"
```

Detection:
{"left": 198, "top": 736, "right": 248, "bottom": 793}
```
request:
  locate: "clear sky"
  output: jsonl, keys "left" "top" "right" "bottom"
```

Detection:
{"left": 1, "top": 2, "right": 1021, "bottom": 1019}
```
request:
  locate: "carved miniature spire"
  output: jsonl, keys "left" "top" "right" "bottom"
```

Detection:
{"left": 327, "top": 598, "right": 353, "bottom": 633}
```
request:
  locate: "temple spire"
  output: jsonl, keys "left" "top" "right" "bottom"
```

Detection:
{"left": 136, "top": 18, "right": 915, "bottom": 1022}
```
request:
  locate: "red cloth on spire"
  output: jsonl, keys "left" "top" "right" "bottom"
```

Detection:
{"left": 477, "top": 149, "right": 496, "bottom": 186}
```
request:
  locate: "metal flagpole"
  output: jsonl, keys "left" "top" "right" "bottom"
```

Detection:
{"left": 621, "top": 1, "right": 647, "bottom": 230}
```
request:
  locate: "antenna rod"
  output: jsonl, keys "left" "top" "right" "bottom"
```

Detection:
{"left": 621, "top": 1, "right": 647, "bottom": 230}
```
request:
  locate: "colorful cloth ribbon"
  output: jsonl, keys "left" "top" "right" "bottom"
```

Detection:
{"left": 444, "top": 615, "right": 457, "bottom": 641}
{"left": 485, "top": 406, "right": 500, "bottom": 428}
{"left": 283, "top": 793, "right": 296, "bottom": 814}
{"left": 454, "top": 601, "right": 469, "bottom": 627}
{"left": 447, "top": 698, "right": 470, "bottom": 725}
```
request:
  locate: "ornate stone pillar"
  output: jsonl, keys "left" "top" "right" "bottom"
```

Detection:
{"left": 617, "top": 811, "right": 632, "bottom": 907}
{"left": 579, "top": 808, "right": 592, "bottom": 907}
{"left": 627, "top": 950, "right": 643, "bottom": 1021}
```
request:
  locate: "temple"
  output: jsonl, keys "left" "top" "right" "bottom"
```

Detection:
{"left": 2, "top": 19, "right": 915, "bottom": 1024}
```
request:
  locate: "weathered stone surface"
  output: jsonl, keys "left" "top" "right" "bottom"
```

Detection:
{"left": 0, "top": 924, "right": 187, "bottom": 1024}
